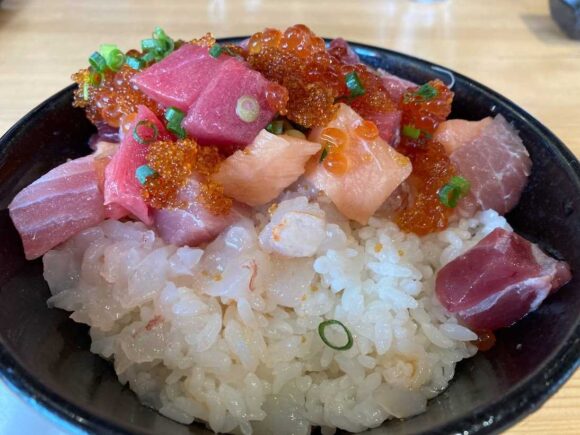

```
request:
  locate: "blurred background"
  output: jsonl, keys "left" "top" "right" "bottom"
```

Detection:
{"left": 0, "top": 0, "right": 578, "bottom": 434}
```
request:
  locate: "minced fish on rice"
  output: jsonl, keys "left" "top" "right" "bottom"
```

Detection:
{"left": 43, "top": 195, "right": 510, "bottom": 434}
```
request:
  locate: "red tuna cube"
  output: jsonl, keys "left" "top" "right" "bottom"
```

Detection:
{"left": 132, "top": 44, "right": 229, "bottom": 111}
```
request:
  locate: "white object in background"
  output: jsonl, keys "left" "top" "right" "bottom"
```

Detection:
{"left": 0, "top": 379, "right": 74, "bottom": 434}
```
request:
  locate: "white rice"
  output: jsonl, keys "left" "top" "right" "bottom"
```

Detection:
{"left": 43, "top": 196, "right": 510, "bottom": 434}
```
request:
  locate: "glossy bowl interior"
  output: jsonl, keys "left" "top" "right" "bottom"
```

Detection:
{"left": 0, "top": 39, "right": 579, "bottom": 435}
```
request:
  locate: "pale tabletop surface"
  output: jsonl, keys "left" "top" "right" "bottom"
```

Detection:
{"left": 0, "top": 0, "right": 578, "bottom": 434}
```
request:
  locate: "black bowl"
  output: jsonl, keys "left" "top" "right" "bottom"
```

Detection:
{"left": 0, "top": 39, "right": 578, "bottom": 435}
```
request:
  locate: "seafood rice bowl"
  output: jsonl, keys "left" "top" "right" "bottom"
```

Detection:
{"left": 7, "top": 25, "right": 572, "bottom": 434}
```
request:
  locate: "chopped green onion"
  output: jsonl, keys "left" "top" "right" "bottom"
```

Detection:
{"left": 318, "top": 319, "right": 353, "bottom": 351}
{"left": 449, "top": 175, "right": 471, "bottom": 195}
{"left": 135, "top": 165, "right": 157, "bottom": 185}
{"left": 415, "top": 83, "right": 438, "bottom": 101}
{"left": 209, "top": 43, "right": 223, "bottom": 58}
{"left": 438, "top": 176, "right": 471, "bottom": 208}
{"left": 141, "top": 27, "right": 175, "bottom": 63}
{"left": 98, "top": 44, "right": 125, "bottom": 71}
{"left": 164, "top": 107, "right": 186, "bottom": 139}
{"left": 82, "top": 82, "right": 90, "bottom": 100}
{"left": 89, "top": 51, "right": 107, "bottom": 72}
{"left": 141, "top": 51, "right": 157, "bottom": 64}
{"left": 402, "top": 124, "right": 421, "bottom": 139}
{"left": 285, "top": 129, "right": 306, "bottom": 139}
{"left": 345, "top": 71, "right": 365, "bottom": 98}
{"left": 88, "top": 68, "right": 103, "bottom": 86}
{"left": 236, "top": 96, "right": 260, "bottom": 123}
{"left": 141, "top": 38, "right": 164, "bottom": 53}
{"left": 133, "top": 120, "right": 159, "bottom": 145}
{"left": 126, "top": 56, "right": 144, "bottom": 70}
{"left": 266, "top": 120, "right": 284, "bottom": 135}
{"left": 105, "top": 48, "right": 125, "bottom": 71}
{"left": 319, "top": 146, "right": 329, "bottom": 163}
{"left": 153, "top": 26, "right": 175, "bottom": 53}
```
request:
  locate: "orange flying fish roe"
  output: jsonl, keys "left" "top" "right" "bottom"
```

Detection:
{"left": 142, "top": 138, "right": 231, "bottom": 215}
{"left": 72, "top": 65, "right": 163, "bottom": 128}
{"left": 396, "top": 140, "right": 455, "bottom": 235}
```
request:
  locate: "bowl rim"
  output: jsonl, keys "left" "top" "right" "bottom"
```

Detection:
{"left": 0, "top": 37, "right": 579, "bottom": 435}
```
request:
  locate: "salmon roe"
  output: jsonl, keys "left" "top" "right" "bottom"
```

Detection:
{"left": 72, "top": 64, "right": 163, "bottom": 128}
{"left": 320, "top": 127, "right": 349, "bottom": 152}
{"left": 354, "top": 120, "right": 379, "bottom": 140}
{"left": 323, "top": 153, "right": 349, "bottom": 175}
{"left": 245, "top": 25, "right": 398, "bottom": 128}
{"left": 474, "top": 330, "right": 496, "bottom": 351}
{"left": 142, "top": 138, "right": 231, "bottom": 215}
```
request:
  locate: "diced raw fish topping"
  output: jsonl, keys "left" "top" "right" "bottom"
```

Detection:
{"left": 142, "top": 137, "right": 228, "bottom": 214}
{"left": 327, "top": 38, "right": 361, "bottom": 65}
{"left": 132, "top": 43, "right": 229, "bottom": 111}
{"left": 213, "top": 130, "right": 320, "bottom": 206}
{"left": 153, "top": 177, "right": 243, "bottom": 247}
{"left": 8, "top": 156, "right": 105, "bottom": 260}
{"left": 447, "top": 115, "right": 532, "bottom": 216}
{"left": 306, "top": 103, "right": 412, "bottom": 224}
{"left": 434, "top": 117, "right": 493, "bottom": 155}
{"left": 377, "top": 70, "right": 416, "bottom": 104}
{"left": 183, "top": 57, "right": 279, "bottom": 153}
{"left": 104, "top": 105, "right": 171, "bottom": 225}
{"left": 436, "top": 228, "right": 571, "bottom": 330}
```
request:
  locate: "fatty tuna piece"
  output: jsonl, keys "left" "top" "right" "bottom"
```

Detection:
{"left": 364, "top": 110, "right": 402, "bottom": 146}
{"left": 213, "top": 130, "right": 320, "bottom": 206}
{"left": 434, "top": 117, "right": 493, "bottom": 155}
{"left": 377, "top": 70, "right": 416, "bottom": 103}
{"left": 443, "top": 115, "right": 532, "bottom": 216}
{"left": 132, "top": 44, "right": 229, "bottom": 111}
{"left": 183, "top": 58, "right": 277, "bottom": 154}
{"left": 9, "top": 156, "right": 105, "bottom": 260}
{"left": 436, "top": 228, "right": 571, "bottom": 331}
{"left": 328, "top": 38, "right": 361, "bottom": 65}
{"left": 104, "top": 106, "right": 171, "bottom": 225}
{"left": 306, "top": 103, "right": 412, "bottom": 224}
{"left": 154, "top": 177, "right": 245, "bottom": 246}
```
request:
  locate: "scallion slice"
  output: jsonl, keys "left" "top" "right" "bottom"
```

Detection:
{"left": 135, "top": 164, "right": 157, "bottom": 185}
{"left": 133, "top": 120, "right": 159, "bottom": 145}
{"left": 402, "top": 124, "right": 421, "bottom": 139}
{"left": 209, "top": 43, "right": 223, "bottom": 58}
{"left": 126, "top": 56, "right": 144, "bottom": 71}
{"left": 319, "top": 146, "right": 329, "bottom": 163}
{"left": 266, "top": 120, "right": 284, "bottom": 135}
{"left": 164, "top": 107, "right": 186, "bottom": 139}
{"left": 415, "top": 83, "right": 438, "bottom": 101}
{"left": 438, "top": 176, "right": 471, "bottom": 208}
{"left": 82, "top": 82, "right": 90, "bottom": 101}
{"left": 236, "top": 96, "right": 260, "bottom": 123}
{"left": 345, "top": 71, "right": 365, "bottom": 98}
{"left": 89, "top": 51, "right": 107, "bottom": 72}
{"left": 318, "top": 319, "right": 353, "bottom": 351}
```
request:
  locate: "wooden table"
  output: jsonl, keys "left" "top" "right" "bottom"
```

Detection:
{"left": 0, "top": 0, "right": 578, "bottom": 433}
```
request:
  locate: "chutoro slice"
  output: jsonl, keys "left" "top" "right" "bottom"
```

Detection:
{"left": 153, "top": 177, "right": 245, "bottom": 247}
{"left": 436, "top": 228, "right": 571, "bottom": 330}
{"left": 438, "top": 115, "right": 532, "bottom": 216}
{"left": 9, "top": 156, "right": 105, "bottom": 260}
